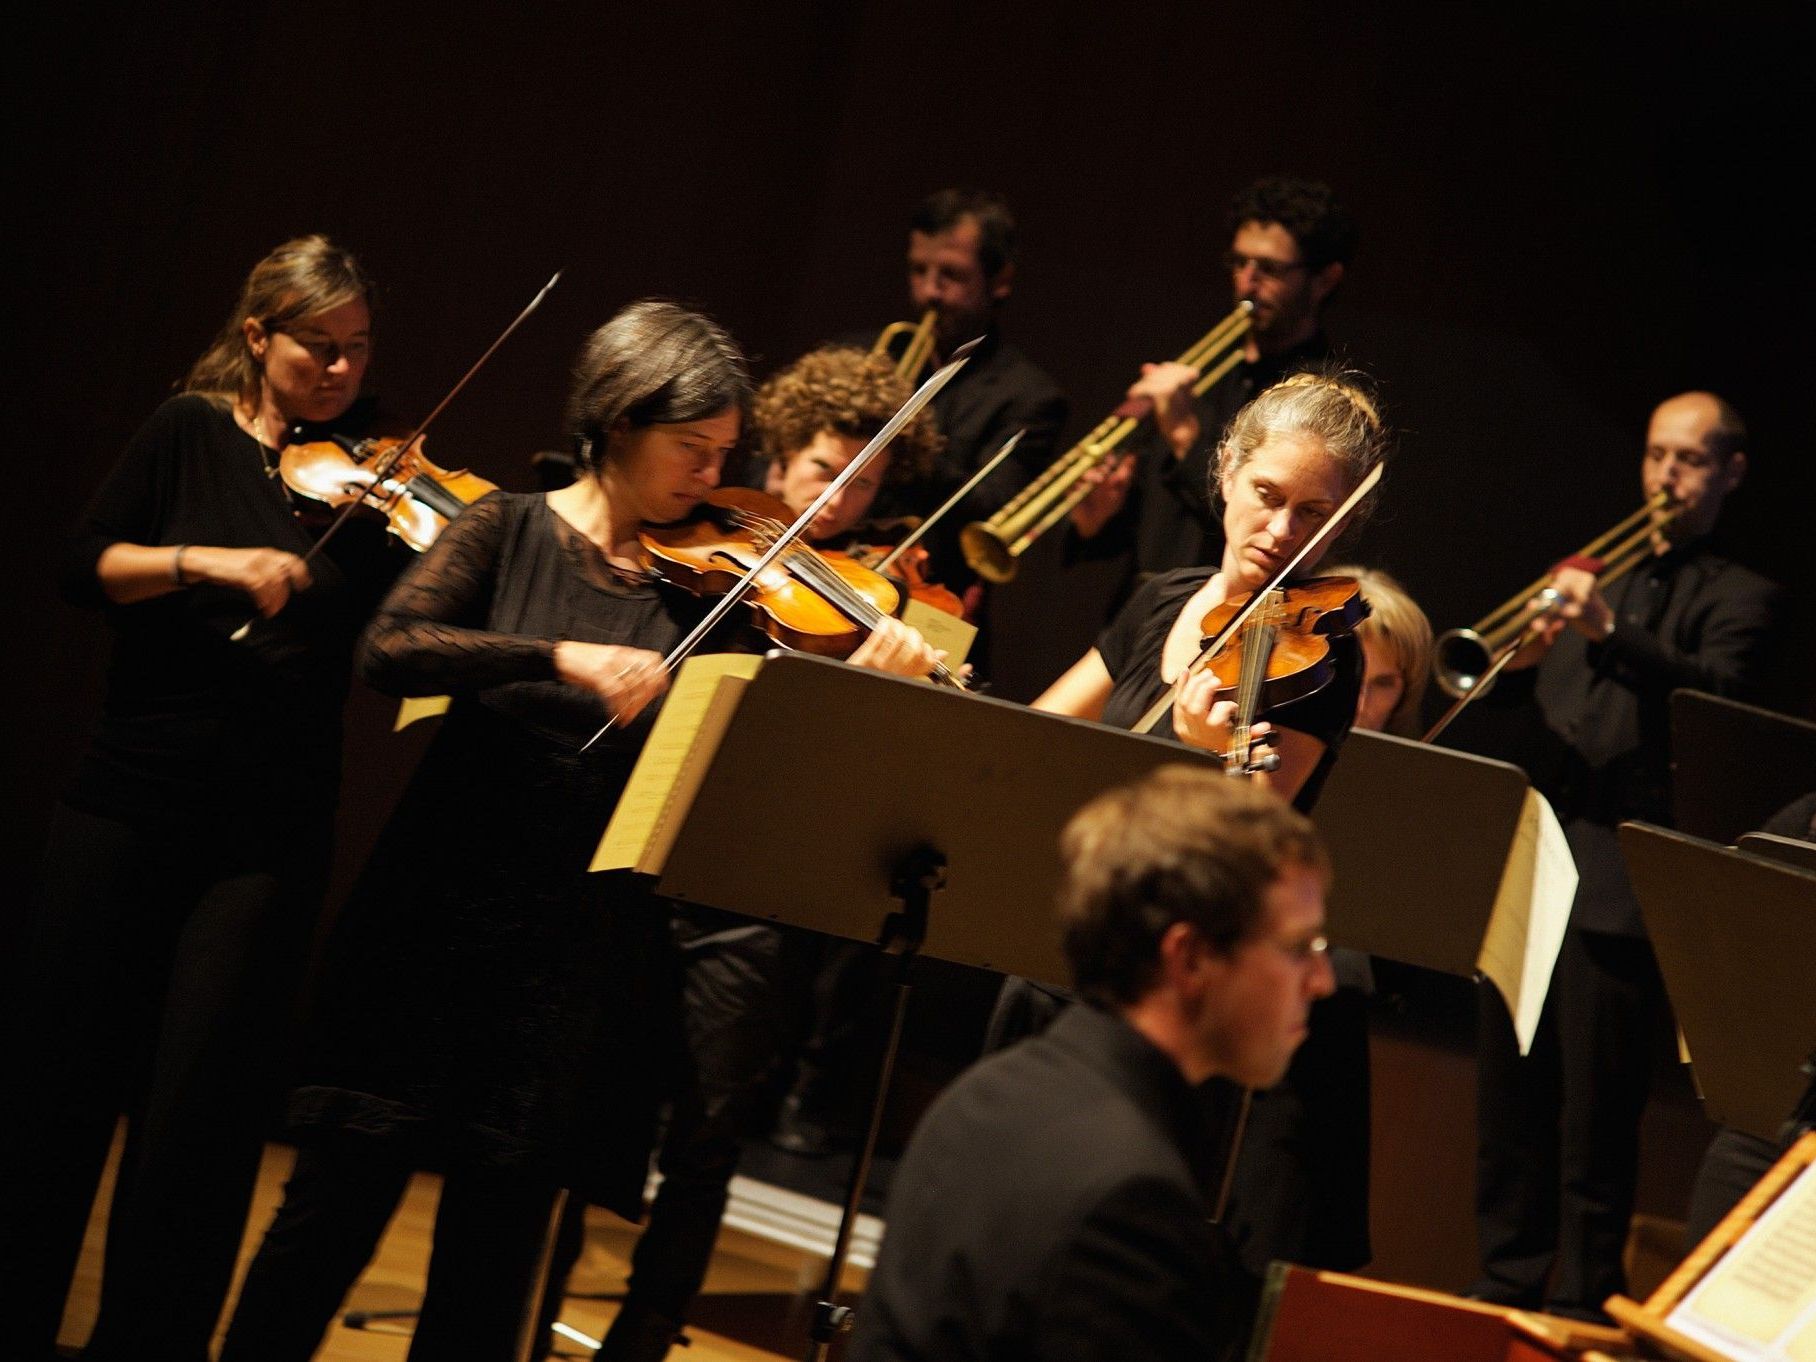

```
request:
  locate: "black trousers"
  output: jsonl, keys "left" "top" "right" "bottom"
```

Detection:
{"left": 536, "top": 912, "right": 819, "bottom": 1354}
{"left": 220, "top": 1137, "right": 559, "bottom": 1362}
{"left": 1472, "top": 923, "right": 1670, "bottom": 1317}
{"left": 0, "top": 801, "right": 326, "bottom": 1362}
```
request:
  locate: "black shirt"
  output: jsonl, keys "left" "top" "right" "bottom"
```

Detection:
{"left": 850, "top": 1004, "right": 1244, "bottom": 1362}
{"left": 59, "top": 394, "right": 399, "bottom": 833}
{"left": 1095, "top": 565, "right": 1362, "bottom": 812}
{"left": 863, "top": 326, "right": 1069, "bottom": 591}
{"left": 1487, "top": 539, "right": 1780, "bottom": 934}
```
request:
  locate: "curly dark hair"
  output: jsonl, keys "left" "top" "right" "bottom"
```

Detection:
{"left": 1228, "top": 176, "right": 1359, "bottom": 271}
{"left": 751, "top": 346, "right": 945, "bottom": 486}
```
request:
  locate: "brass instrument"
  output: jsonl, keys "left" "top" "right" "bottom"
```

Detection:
{"left": 872, "top": 308, "right": 939, "bottom": 383}
{"left": 1425, "top": 491, "right": 1677, "bottom": 734}
{"left": 958, "top": 301, "right": 1254, "bottom": 583}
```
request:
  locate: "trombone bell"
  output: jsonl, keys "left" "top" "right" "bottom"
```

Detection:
{"left": 1433, "top": 628, "right": 1494, "bottom": 699}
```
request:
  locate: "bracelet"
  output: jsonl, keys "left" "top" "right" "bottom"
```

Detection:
{"left": 172, "top": 544, "right": 190, "bottom": 586}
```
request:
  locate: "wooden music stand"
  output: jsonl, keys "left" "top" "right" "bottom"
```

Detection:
{"left": 1619, "top": 822, "right": 1816, "bottom": 1143}
{"left": 596, "top": 651, "right": 1222, "bottom": 1358}
{"left": 1248, "top": 1264, "right": 1632, "bottom": 1361}
{"left": 1605, "top": 1132, "right": 1816, "bottom": 1362}
{"left": 1671, "top": 691, "right": 1816, "bottom": 846}
{"left": 1312, "top": 729, "right": 1531, "bottom": 975}
{"left": 1738, "top": 833, "right": 1816, "bottom": 875}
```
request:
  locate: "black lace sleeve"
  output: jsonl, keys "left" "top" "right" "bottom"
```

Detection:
{"left": 357, "top": 493, "right": 558, "bottom": 696}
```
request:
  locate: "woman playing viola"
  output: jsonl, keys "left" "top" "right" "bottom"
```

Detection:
{"left": 1, "top": 236, "right": 399, "bottom": 1362}
{"left": 219, "top": 302, "right": 942, "bottom": 1362}
{"left": 994, "top": 369, "right": 1393, "bottom": 1329}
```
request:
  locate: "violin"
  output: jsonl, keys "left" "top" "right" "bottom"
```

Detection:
{"left": 841, "top": 519, "right": 966, "bottom": 618}
{"left": 1195, "top": 575, "right": 1369, "bottom": 774}
{"left": 639, "top": 486, "right": 968, "bottom": 689}
{"left": 278, "top": 433, "right": 500, "bottom": 552}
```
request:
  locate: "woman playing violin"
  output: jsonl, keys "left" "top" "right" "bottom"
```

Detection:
{"left": 219, "top": 302, "right": 942, "bottom": 1361}
{"left": 994, "top": 369, "right": 1392, "bottom": 1333}
{"left": 1035, "top": 368, "right": 1388, "bottom": 809}
{"left": 522, "top": 343, "right": 951, "bottom": 1362}
{"left": 2, "top": 236, "right": 400, "bottom": 1362}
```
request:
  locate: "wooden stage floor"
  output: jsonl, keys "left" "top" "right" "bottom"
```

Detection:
{"left": 58, "top": 1129, "right": 861, "bottom": 1361}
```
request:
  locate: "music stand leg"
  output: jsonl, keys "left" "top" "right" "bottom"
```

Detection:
{"left": 804, "top": 846, "right": 944, "bottom": 1362}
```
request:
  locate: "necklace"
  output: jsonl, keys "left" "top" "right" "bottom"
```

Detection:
{"left": 235, "top": 403, "right": 281, "bottom": 476}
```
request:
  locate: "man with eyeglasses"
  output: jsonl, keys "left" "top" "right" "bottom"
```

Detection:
{"left": 1071, "top": 175, "right": 1358, "bottom": 579}
{"left": 849, "top": 765, "right": 1335, "bottom": 1362}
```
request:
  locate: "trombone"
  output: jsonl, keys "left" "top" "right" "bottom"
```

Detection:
{"left": 872, "top": 308, "right": 939, "bottom": 384}
{"left": 1424, "top": 491, "right": 1677, "bottom": 737}
{"left": 958, "top": 301, "right": 1254, "bottom": 583}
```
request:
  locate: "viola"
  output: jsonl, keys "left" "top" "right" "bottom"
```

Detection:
{"left": 278, "top": 434, "right": 499, "bottom": 552}
{"left": 639, "top": 486, "right": 967, "bottom": 688}
{"left": 1193, "top": 575, "right": 1369, "bottom": 774}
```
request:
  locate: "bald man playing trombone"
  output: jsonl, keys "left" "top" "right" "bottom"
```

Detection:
{"left": 1462, "top": 390, "right": 1781, "bottom": 1322}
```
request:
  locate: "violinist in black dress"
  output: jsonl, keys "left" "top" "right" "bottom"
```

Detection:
{"left": 1, "top": 236, "right": 399, "bottom": 1362}
{"left": 220, "top": 302, "right": 944, "bottom": 1362}
{"left": 531, "top": 342, "right": 950, "bottom": 1362}
{"left": 988, "top": 370, "right": 1391, "bottom": 1324}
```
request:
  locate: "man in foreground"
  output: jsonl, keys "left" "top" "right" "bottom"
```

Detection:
{"left": 850, "top": 764, "right": 1337, "bottom": 1362}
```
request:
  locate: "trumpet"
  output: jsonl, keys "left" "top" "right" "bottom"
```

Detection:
{"left": 1429, "top": 490, "right": 1677, "bottom": 712}
{"left": 872, "top": 308, "right": 939, "bottom": 383}
{"left": 959, "top": 302, "right": 1254, "bottom": 583}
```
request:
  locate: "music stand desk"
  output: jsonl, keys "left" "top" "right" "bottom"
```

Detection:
{"left": 1620, "top": 821, "right": 1816, "bottom": 1142}
{"left": 1671, "top": 689, "right": 1816, "bottom": 845}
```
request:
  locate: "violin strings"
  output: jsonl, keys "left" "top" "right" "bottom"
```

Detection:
{"left": 721, "top": 506, "right": 959, "bottom": 688}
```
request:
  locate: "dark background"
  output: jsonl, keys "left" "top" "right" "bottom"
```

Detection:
{"left": 5, "top": 0, "right": 1811, "bottom": 1288}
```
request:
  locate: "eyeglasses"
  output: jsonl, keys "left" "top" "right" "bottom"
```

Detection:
{"left": 1261, "top": 933, "right": 1330, "bottom": 966}
{"left": 1223, "top": 251, "right": 1310, "bottom": 282}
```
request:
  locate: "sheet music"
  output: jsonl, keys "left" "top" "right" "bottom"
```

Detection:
{"left": 900, "top": 599, "right": 976, "bottom": 668}
{"left": 589, "top": 653, "right": 762, "bottom": 873}
{"left": 1667, "top": 1153, "right": 1816, "bottom": 1361}
{"left": 394, "top": 695, "right": 451, "bottom": 730}
{"left": 1475, "top": 790, "right": 1578, "bottom": 1054}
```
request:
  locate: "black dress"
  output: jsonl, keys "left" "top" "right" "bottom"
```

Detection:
{"left": 290, "top": 490, "right": 733, "bottom": 1216}
{"left": 222, "top": 491, "right": 750, "bottom": 1362}
{"left": 2, "top": 393, "right": 399, "bottom": 1362}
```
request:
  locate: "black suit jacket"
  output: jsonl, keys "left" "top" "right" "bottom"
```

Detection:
{"left": 848, "top": 1004, "right": 1243, "bottom": 1362}
{"left": 860, "top": 327, "right": 1067, "bottom": 590}
{"left": 1494, "top": 541, "right": 1781, "bottom": 935}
